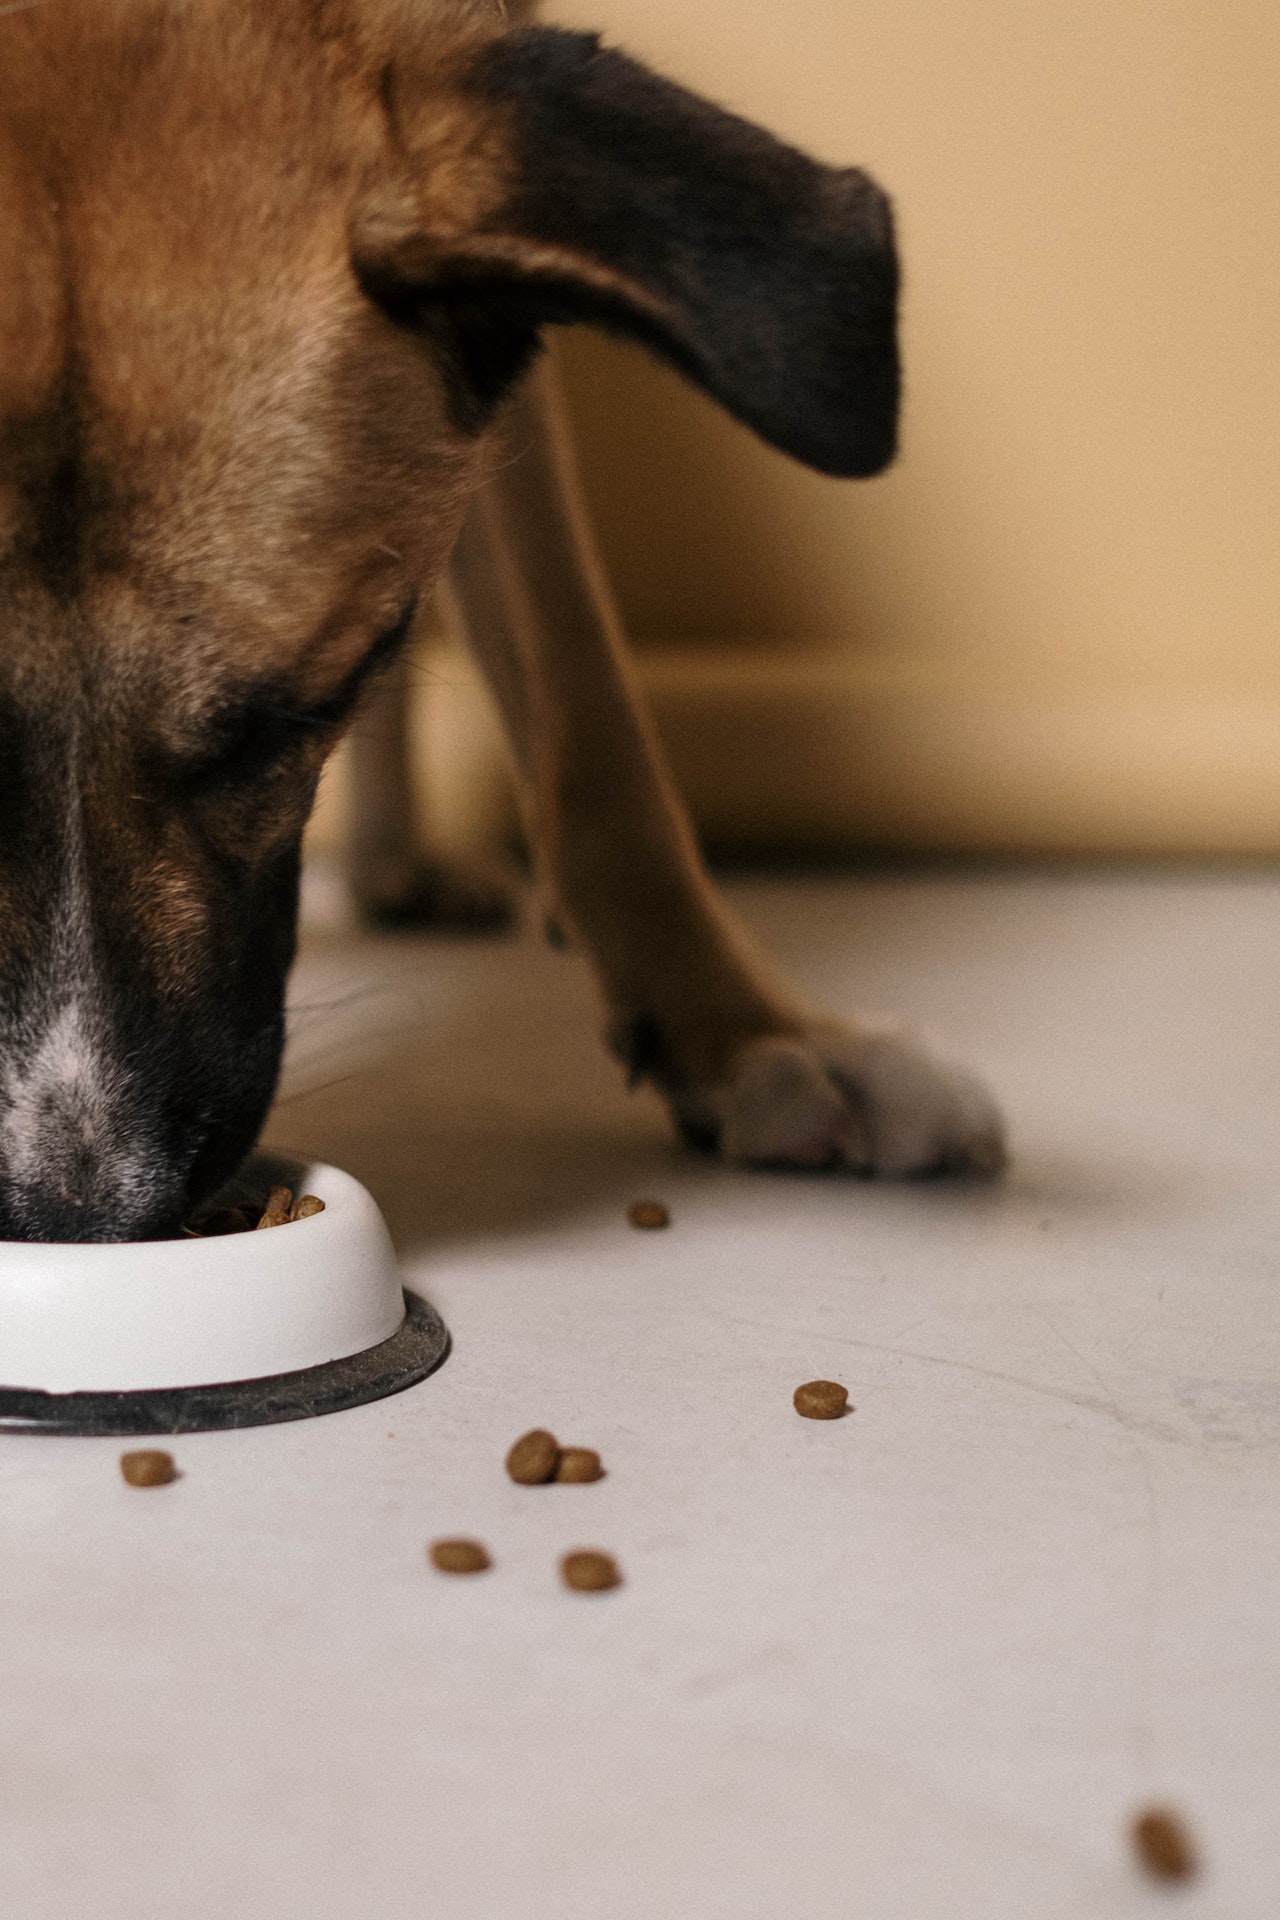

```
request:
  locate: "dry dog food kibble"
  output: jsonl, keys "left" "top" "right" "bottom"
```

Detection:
{"left": 256, "top": 1185, "right": 294, "bottom": 1229}
{"left": 191, "top": 1192, "right": 323, "bottom": 1235}
{"left": 506, "top": 1428, "right": 561, "bottom": 1485}
{"left": 429, "top": 1538, "right": 492, "bottom": 1575}
{"left": 793, "top": 1379, "right": 850, "bottom": 1420}
{"left": 561, "top": 1550, "right": 622, "bottom": 1592}
{"left": 555, "top": 1447, "right": 604, "bottom": 1484}
{"left": 120, "top": 1449, "right": 178, "bottom": 1487}
{"left": 1131, "top": 1807, "right": 1198, "bottom": 1882}
{"left": 627, "top": 1199, "right": 670, "bottom": 1230}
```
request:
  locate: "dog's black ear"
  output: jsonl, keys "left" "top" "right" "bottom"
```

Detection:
{"left": 355, "top": 27, "right": 898, "bottom": 477}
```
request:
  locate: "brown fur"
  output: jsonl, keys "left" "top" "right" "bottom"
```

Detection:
{"left": 0, "top": 0, "right": 516, "bottom": 1233}
{"left": 0, "top": 0, "right": 496, "bottom": 900}
{"left": 0, "top": 0, "right": 999, "bottom": 1239}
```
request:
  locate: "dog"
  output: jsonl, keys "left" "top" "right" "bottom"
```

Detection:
{"left": 0, "top": 0, "right": 1004, "bottom": 1242}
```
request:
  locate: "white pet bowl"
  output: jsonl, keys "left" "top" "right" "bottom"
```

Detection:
{"left": 0, "top": 1158, "right": 449, "bottom": 1435}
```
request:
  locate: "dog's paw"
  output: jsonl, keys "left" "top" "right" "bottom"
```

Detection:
{"left": 672, "top": 1021, "right": 1006, "bottom": 1178}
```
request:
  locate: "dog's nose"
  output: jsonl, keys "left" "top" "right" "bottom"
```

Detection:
{"left": 0, "top": 1136, "right": 183, "bottom": 1241}
{"left": 0, "top": 1009, "right": 180, "bottom": 1242}
{"left": 0, "top": 1144, "right": 181, "bottom": 1244}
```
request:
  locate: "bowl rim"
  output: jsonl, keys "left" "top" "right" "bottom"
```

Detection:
{"left": 0, "top": 1156, "right": 406, "bottom": 1394}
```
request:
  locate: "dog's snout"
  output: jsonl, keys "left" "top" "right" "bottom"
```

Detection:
{"left": 0, "top": 690, "right": 299, "bottom": 1240}
{"left": 0, "top": 1177, "right": 172, "bottom": 1246}
{"left": 0, "top": 1001, "right": 178, "bottom": 1242}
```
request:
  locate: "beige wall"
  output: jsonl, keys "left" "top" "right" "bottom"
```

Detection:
{"left": 312, "top": 0, "right": 1280, "bottom": 864}
{"left": 539, "top": 0, "right": 1280, "bottom": 854}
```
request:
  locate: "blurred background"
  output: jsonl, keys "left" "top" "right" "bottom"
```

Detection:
{"left": 311, "top": 0, "right": 1280, "bottom": 865}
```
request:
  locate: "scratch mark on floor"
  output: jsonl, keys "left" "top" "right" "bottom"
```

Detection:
{"left": 1025, "top": 1304, "right": 1163, "bottom": 1784}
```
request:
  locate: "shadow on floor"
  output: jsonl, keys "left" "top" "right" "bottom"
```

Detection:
{"left": 261, "top": 936, "right": 683, "bottom": 1250}
{"left": 259, "top": 919, "right": 1206, "bottom": 1259}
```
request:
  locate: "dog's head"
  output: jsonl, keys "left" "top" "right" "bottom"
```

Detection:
{"left": 0, "top": 0, "right": 897, "bottom": 1240}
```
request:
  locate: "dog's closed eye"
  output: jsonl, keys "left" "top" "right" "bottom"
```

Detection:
{"left": 168, "top": 600, "right": 419, "bottom": 796}
{"left": 175, "top": 700, "right": 319, "bottom": 796}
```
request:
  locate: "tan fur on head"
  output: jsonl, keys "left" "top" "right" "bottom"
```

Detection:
{"left": 0, "top": 0, "right": 922, "bottom": 1243}
{"left": 0, "top": 0, "right": 520, "bottom": 1237}
{"left": 0, "top": 0, "right": 500, "bottom": 671}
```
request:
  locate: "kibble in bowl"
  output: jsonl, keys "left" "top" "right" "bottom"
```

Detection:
{"left": 0, "top": 1160, "right": 407, "bottom": 1400}
{"left": 188, "top": 1188, "right": 325, "bottom": 1237}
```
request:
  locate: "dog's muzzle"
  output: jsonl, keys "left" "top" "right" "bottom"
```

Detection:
{"left": 0, "top": 998, "right": 182, "bottom": 1241}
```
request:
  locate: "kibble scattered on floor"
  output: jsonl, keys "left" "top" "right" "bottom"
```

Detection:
{"left": 627, "top": 1199, "right": 670, "bottom": 1231}
{"left": 555, "top": 1447, "right": 604, "bottom": 1483}
{"left": 119, "top": 1450, "right": 178, "bottom": 1488}
{"left": 792, "top": 1380, "right": 850, "bottom": 1420}
{"left": 561, "top": 1550, "right": 622, "bottom": 1593}
{"left": 506, "top": 1428, "right": 562, "bottom": 1485}
{"left": 429, "top": 1539, "right": 492, "bottom": 1575}
{"left": 1131, "top": 1806, "right": 1198, "bottom": 1882}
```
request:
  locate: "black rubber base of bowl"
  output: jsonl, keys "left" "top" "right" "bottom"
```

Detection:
{"left": 0, "top": 1292, "right": 449, "bottom": 1436}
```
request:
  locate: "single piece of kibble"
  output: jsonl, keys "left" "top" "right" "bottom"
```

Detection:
{"left": 429, "top": 1538, "right": 491, "bottom": 1575}
{"left": 256, "top": 1185, "right": 293, "bottom": 1229}
{"left": 1131, "top": 1807, "right": 1198, "bottom": 1882}
{"left": 555, "top": 1447, "right": 604, "bottom": 1484}
{"left": 561, "top": 1550, "right": 622, "bottom": 1592}
{"left": 627, "top": 1199, "right": 670, "bottom": 1230}
{"left": 289, "top": 1194, "right": 325, "bottom": 1222}
{"left": 120, "top": 1450, "right": 178, "bottom": 1488}
{"left": 793, "top": 1380, "right": 850, "bottom": 1420}
{"left": 505, "top": 1428, "right": 561, "bottom": 1485}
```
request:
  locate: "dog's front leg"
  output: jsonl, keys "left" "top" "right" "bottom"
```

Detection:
{"left": 448, "top": 363, "right": 1005, "bottom": 1177}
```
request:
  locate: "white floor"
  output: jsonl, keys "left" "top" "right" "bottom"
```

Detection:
{"left": 5, "top": 871, "right": 1280, "bottom": 1918}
